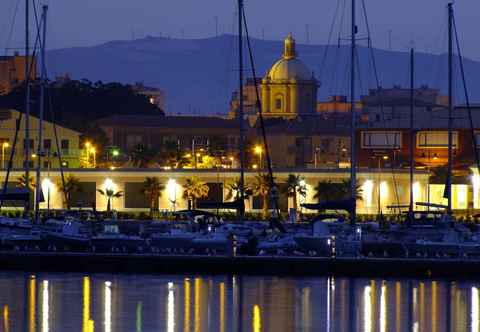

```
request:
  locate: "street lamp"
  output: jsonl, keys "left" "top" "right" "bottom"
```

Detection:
{"left": 2, "top": 142, "right": 9, "bottom": 169}
{"left": 90, "top": 147, "right": 96, "bottom": 168}
{"left": 254, "top": 145, "right": 263, "bottom": 169}
{"left": 84, "top": 142, "right": 91, "bottom": 167}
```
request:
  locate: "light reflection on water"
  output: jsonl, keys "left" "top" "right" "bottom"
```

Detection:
{"left": 0, "top": 273, "right": 480, "bottom": 331}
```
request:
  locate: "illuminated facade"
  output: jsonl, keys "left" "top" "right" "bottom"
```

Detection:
{"left": 0, "top": 54, "right": 36, "bottom": 95}
{"left": 0, "top": 168, "right": 429, "bottom": 214}
{"left": 0, "top": 109, "right": 81, "bottom": 169}
{"left": 230, "top": 34, "right": 318, "bottom": 120}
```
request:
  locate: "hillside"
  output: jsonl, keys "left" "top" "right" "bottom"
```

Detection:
{"left": 46, "top": 35, "right": 480, "bottom": 115}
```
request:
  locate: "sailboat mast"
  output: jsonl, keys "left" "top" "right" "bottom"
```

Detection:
{"left": 447, "top": 3, "right": 453, "bottom": 214}
{"left": 238, "top": 0, "right": 245, "bottom": 222}
{"left": 34, "top": 5, "right": 48, "bottom": 223}
{"left": 350, "top": 0, "right": 357, "bottom": 224}
{"left": 409, "top": 48, "right": 415, "bottom": 218}
{"left": 24, "top": 0, "right": 31, "bottom": 212}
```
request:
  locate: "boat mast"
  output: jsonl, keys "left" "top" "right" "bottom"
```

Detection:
{"left": 350, "top": 0, "right": 357, "bottom": 224}
{"left": 238, "top": 0, "right": 245, "bottom": 222}
{"left": 24, "top": 0, "right": 31, "bottom": 213}
{"left": 409, "top": 48, "right": 415, "bottom": 219}
{"left": 34, "top": 5, "right": 48, "bottom": 223}
{"left": 447, "top": 3, "right": 453, "bottom": 214}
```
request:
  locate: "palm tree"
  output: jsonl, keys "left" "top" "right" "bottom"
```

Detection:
{"left": 97, "top": 188, "right": 123, "bottom": 213}
{"left": 183, "top": 176, "right": 209, "bottom": 210}
{"left": 314, "top": 181, "right": 344, "bottom": 202}
{"left": 57, "top": 174, "right": 81, "bottom": 209}
{"left": 314, "top": 179, "right": 363, "bottom": 203}
{"left": 283, "top": 174, "right": 306, "bottom": 211}
{"left": 141, "top": 177, "right": 164, "bottom": 217}
{"left": 16, "top": 174, "right": 35, "bottom": 191}
{"left": 340, "top": 179, "right": 363, "bottom": 201}
{"left": 253, "top": 173, "right": 272, "bottom": 219}
{"left": 130, "top": 143, "right": 157, "bottom": 168}
{"left": 225, "top": 179, "right": 252, "bottom": 201}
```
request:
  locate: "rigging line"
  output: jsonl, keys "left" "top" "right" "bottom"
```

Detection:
{"left": 361, "top": 0, "right": 401, "bottom": 207}
{"left": 0, "top": 16, "right": 42, "bottom": 209}
{"left": 319, "top": 0, "right": 342, "bottom": 80}
{"left": 330, "top": 0, "right": 348, "bottom": 96}
{"left": 452, "top": 14, "right": 480, "bottom": 175}
{"left": 46, "top": 82, "right": 69, "bottom": 209}
{"left": 4, "top": 0, "right": 21, "bottom": 56}
{"left": 428, "top": 11, "right": 448, "bottom": 88}
{"left": 354, "top": 47, "right": 364, "bottom": 96}
{"left": 242, "top": 8, "right": 282, "bottom": 223}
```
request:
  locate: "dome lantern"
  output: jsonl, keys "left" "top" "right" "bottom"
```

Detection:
{"left": 283, "top": 33, "right": 297, "bottom": 59}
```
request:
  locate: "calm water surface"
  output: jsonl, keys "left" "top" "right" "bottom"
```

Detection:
{"left": 0, "top": 272, "right": 477, "bottom": 331}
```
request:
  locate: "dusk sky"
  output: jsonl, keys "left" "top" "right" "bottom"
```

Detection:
{"left": 1, "top": 0, "right": 479, "bottom": 60}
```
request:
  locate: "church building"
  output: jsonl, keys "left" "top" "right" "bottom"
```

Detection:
{"left": 229, "top": 33, "right": 319, "bottom": 120}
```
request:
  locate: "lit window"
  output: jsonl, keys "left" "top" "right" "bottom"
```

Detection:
{"left": 361, "top": 131, "right": 401, "bottom": 149}
{"left": 417, "top": 131, "right": 458, "bottom": 148}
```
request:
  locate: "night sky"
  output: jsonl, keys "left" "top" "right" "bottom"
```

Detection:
{"left": 1, "top": 0, "right": 479, "bottom": 60}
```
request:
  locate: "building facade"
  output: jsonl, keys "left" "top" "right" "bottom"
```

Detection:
{"left": 0, "top": 169, "right": 429, "bottom": 215}
{"left": 0, "top": 54, "right": 36, "bottom": 95}
{"left": 229, "top": 34, "right": 318, "bottom": 120}
{"left": 0, "top": 109, "right": 81, "bottom": 169}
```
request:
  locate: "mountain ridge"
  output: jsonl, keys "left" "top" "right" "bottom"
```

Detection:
{"left": 46, "top": 34, "right": 480, "bottom": 115}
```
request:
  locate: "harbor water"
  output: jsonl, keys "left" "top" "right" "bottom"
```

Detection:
{"left": 0, "top": 272, "right": 477, "bottom": 331}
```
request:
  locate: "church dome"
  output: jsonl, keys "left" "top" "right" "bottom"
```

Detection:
{"left": 267, "top": 33, "right": 313, "bottom": 81}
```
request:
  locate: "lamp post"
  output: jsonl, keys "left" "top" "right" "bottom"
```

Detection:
{"left": 254, "top": 145, "right": 263, "bottom": 169}
{"left": 2, "top": 142, "right": 9, "bottom": 169}
{"left": 90, "top": 147, "right": 96, "bottom": 168}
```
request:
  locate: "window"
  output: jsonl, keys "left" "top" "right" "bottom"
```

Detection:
{"left": 275, "top": 98, "right": 282, "bottom": 110}
{"left": 361, "top": 131, "right": 401, "bottom": 149}
{"left": 417, "top": 131, "right": 458, "bottom": 148}
{"left": 23, "top": 139, "right": 34, "bottom": 150}
{"left": 61, "top": 139, "right": 69, "bottom": 150}
{"left": 126, "top": 135, "right": 142, "bottom": 149}
{"left": 43, "top": 139, "right": 51, "bottom": 150}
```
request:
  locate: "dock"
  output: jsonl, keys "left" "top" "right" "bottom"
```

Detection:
{"left": 0, "top": 251, "right": 479, "bottom": 278}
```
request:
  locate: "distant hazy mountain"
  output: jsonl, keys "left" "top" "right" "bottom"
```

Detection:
{"left": 46, "top": 35, "right": 480, "bottom": 115}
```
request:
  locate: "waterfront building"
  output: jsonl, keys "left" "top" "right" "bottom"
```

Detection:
{"left": 0, "top": 168, "right": 430, "bottom": 215}
{"left": 0, "top": 109, "right": 81, "bottom": 169}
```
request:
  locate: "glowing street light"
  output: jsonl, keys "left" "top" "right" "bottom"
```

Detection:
{"left": 254, "top": 145, "right": 263, "bottom": 169}
{"left": 1, "top": 142, "right": 9, "bottom": 169}
{"left": 90, "top": 147, "right": 96, "bottom": 168}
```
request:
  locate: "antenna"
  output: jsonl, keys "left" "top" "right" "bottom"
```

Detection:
{"left": 214, "top": 16, "right": 219, "bottom": 37}
{"left": 388, "top": 29, "right": 392, "bottom": 50}
{"left": 306, "top": 24, "right": 310, "bottom": 44}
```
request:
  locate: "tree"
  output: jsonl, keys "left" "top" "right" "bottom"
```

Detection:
{"left": 314, "top": 179, "right": 363, "bottom": 203}
{"left": 340, "top": 179, "right": 363, "bottom": 201}
{"left": 141, "top": 177, "right": 165, "bottom": 217}
{"left": 16, "top": 174, "right": 35, "bottom": 191}
{"left": 97, "top": 189, "right": 123, "bottom": 213}
{"left": 284, "top": 174, "right": 306, "bottom": 211}
{"left": 183, "top": 176, "right": 209, "bottom": 210}
{"left": 57, "top": 174, "right": 81, "bottom": 209}
{"left": 130, "top": 143, "right": 157, "bottom": 168}
{"left": 253, "top": 173, "right": 272, "bottom": 219}
{"left": 225, "top": 179, "right": 252, "bottom": 201}
{"left": 314, "top": 181, "right": 344, "bottom": 202}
